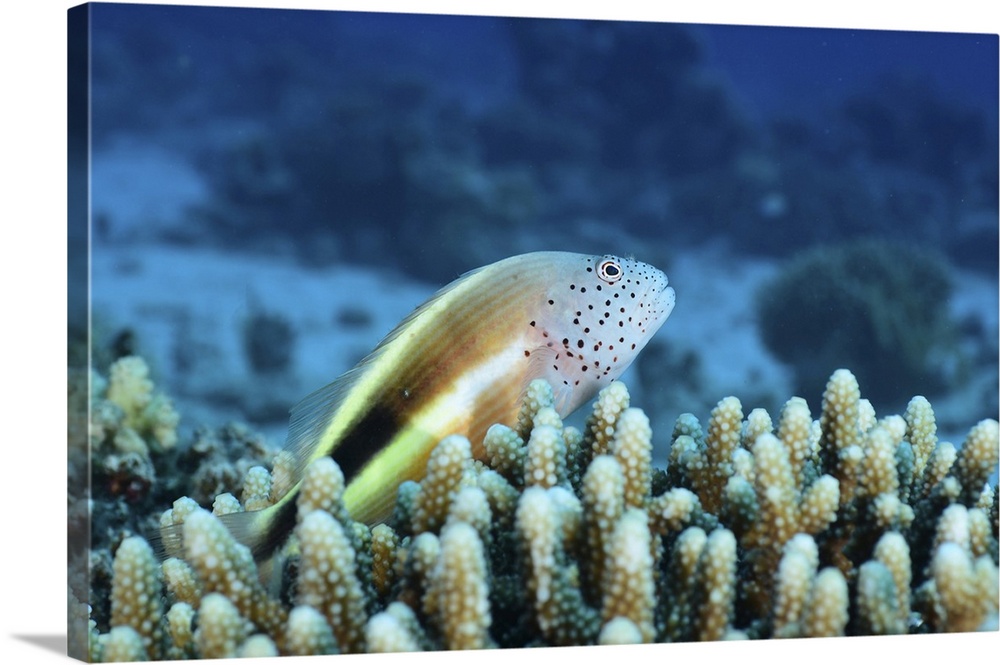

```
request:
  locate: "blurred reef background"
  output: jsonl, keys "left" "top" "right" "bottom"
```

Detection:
{"left": 73, "top": 5, "right": 997, "bottom": 502}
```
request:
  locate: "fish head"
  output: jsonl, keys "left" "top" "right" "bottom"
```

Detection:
{"left": 528, "top": 252, "right": 675, "bottom": 415}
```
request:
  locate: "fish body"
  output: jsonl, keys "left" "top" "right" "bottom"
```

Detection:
{"left": 203, "top": 251, "right": 674, "bottom": 559}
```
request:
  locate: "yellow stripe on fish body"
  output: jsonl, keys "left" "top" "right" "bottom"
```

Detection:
{"left": 218, "top": 251, "right": 674, "bottom": 559}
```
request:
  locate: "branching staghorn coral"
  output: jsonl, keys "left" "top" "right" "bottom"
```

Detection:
{"left": 601, "top": 508, "right": 655, "bottom": 641}
{"left": 106, "top": 356, "right": 180, "bottom": 453}
{"left": 88, "top": 365, "right": 998, "bottom": 660}
{"left": 109, "top": 536, "right": 163, "bottom": 660}
{"left": 433, "top": 521, "right": 493, "bottom": 649}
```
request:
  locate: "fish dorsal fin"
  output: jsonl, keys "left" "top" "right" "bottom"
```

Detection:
{"left": 283, "top": 365, "right": 368, "bottom": 483}
{"left": 281, "top": 263, "right": 491, "bottom": 486}
{"left": 365, "top": 263, "right": 488, "bottom": 354}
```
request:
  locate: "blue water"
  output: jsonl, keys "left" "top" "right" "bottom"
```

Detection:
{"left": 79, "top": 3, "right": 999, "bottom": 422}
{"left": 700, "top": 24, "right": 998, "bottom": 122}
{"left": 86, "top": 4, "right": 998, "bottom": 264}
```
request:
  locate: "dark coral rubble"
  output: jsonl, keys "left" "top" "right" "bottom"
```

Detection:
{"left": 75, "top": 358, "right": 998, "bottom": 659}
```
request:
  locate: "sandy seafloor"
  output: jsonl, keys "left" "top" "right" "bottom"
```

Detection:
{"left": 89, "top": 141, "right": 999, "bottom": 464}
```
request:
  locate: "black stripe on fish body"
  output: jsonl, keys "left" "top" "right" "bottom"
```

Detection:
{"left": 234, "top": 399, "right": 409, "bottom": 562}
{"left": 330, "top": 400, "right": 406, "bottom": 482}
{"left": 241, "top": 493, "right": 298, "bottom": 561}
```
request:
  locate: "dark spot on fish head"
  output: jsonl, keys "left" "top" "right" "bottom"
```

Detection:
{"left": 544, "top": 253, "right": 675, "bottom": 391}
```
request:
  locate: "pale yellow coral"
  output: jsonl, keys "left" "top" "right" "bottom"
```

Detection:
{"left": 474, "top": 467, "right": 520, "bottom": 525}
{"left": 700, "top": 396, "right": 743, "bottom": 514}
{"left": 748, "top": 433, "right": 797, "bottom": 551}
{"left": 598, "top": 616, "right": 643, "bottom": 645}
{"left": 100, "top": 626, "right": 147, "bottom": 663}
{"left": 296, "top": 456, "right": 347, "bottom": 524}
{"left": 648, "top": 487, "right": 700, "bottom": 534}
{"left": 801, "top": 567, "right": 848, "bottom": 637}
{"left": 435, "top": 521, "right": 492, "bottom": 649}
{"left": 145, "top": 393, "right": 180, "bottom": 450}
{"left": 296, "top": 509, "right": 367, "bottom": 653}
{"left": 515, "top": 378, "right": 556, "bottom": 439}
{"left": 515, "top": 486, "right": 599, "bottom": 645}
{"left": 160, "top": 496, "right": 199, "bottom": 530}
{"left": 547, "top": 485, "right": 583, "bottom": 546}
{"left": 921, "top": 441, "right": 957, "bottom": 496}
{"left": 953, "top": 418, "right": 1000, "bottom": 504}
{"left": 105, "top": 355, "right": 179, "bottom": 451}
{"left": 406, "top": 532, "right": 441, "bottom": 619}
{"left": 857, "top": 398, "right": 877, "bottom": 433}
{"left": 90, "top": 368, "right": 1000, "bottom": 656}
{"left": 904, "top": 395, "right": 937, "bottom": 479}
{"left": 772, "top": 549, "right": 815, "bottom": 637}
{"left": 798, "top": 475, "right": 839, "bottom": 535}
{"left": 563, "top": 424, "right": 584, "bottom": 482}
{"left": 525, "top": 422, "right": 567, "bottom": 489}
{"left": 731, "top": 448, "right": 754, "bottom": 483}
{"left": 776, "top": 397, "right": 812, "bottom": 489}
{"left": 935, "top": 504, "right": 971, "bottom": 552}
{"left": 860, "top": 426, "right": 900, "bottom": 499}
{"left": 371, "top": 523, "right": 400, "bottom": 599}
{"left": 741, "top": 407, "right": 773, "bottom": 449}
{"left": 110, "top": 536, "right": 163, "bottom": 659}
{"left": 967, "top": 508, "right": 992, "bottom": 558}
{"left": 582, "top": 455, "right": 625, "bottom": 593}
{"left": 836, "top": 443, "right": 865, "bottom": 509}
{"left": 483, "top": 424, "right": 526, "bottom": 480}
{"left": 873, "top": 531, "right": 911, "bottom": 627}
{"left": 819, "top": 369, "right": 863, "bottom": 500}
{"left": 195, "top": 593, "right": 246, "bottom": 659}
{"left": 211, "top": 492, "right": 242, "bottom": 516}
{"left": 182, "top": 509, "right": 287, "bottom": 641}
{"left": 697, "top": 528, "right": 737, "bottom": 641}
{"left": 365, "top": 611, "right": 421, "bottom": 652}
{"left": 269, "top": 448, "right": 297, "bottom": 504}
{"left": 675, "top": 526, "right": 708, "bottom": 582}
{"left": 516, "top": 488, "right": 559, "bottom": 629}
{"left": 241, "top": 465, "right": 273, "bottom": 511}
{"left": 662, "top": 526, "right": 706, "bottom": 640}
{"left": 880, "top": 414, "right": 907, "bottom": 445}
{"left": 285, "top": 605, "right": 338, "bottom": 656}
{"left": 162, "top": 557, "right": 202, "bottom": 608}
{"left": 165, "top": 602, "right": 195, "bottom": 659}
{"left": 668, "top": 433, "right": 706, "bottom": 488}
{"left": 412, "top": 434, "right": 474, "bottom": 533}
{"left": 611, "top": 407, "right": 653, "bottom": 508}
{"left": 106, "top": 356, "right": 154, "bottom": 425}
{"left": 238, "top": 635, "right": 279, "bottom": 657}
{"left": 856, "top": 560, "right": 905, "bottom": 635}
{"left": 446, "top": 485, "right": 492, "bottom": 546}
{"left": 722, "top": 474, "right": 757, "bottom": 538}
{"left": 583, "top": 380, "right": 630, "bottom": 459}
{"left": 932, "top": 542, "right": 988, "bottom": 632}
{"left": 601, "top": 508, "right": 655, "bottom": 642}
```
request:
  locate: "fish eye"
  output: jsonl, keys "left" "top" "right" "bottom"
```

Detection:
{"left": 597, "top": 259, "right": 623, "bottom": 283}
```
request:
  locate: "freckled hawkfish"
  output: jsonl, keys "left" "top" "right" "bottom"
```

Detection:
{"left": 165, "top": 251, "right": 674, "bottom": 560}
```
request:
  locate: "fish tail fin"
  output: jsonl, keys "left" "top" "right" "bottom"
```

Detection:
{"left": 150, "top": 491, "right": 299, "bottom": 564}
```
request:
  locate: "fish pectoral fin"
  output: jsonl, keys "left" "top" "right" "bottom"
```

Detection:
{"left": 523, "top": 344, "right": 575, "bottom": 416}
{"left": 549, "top": 381, "right": 577, "bottom": 417}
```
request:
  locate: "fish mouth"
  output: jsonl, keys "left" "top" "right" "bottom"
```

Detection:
{"left": 653, "top": 269, "right": 675, "bottom": 316}
{"left": 661, "top": 284, "right": 676, "bottom": 318}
